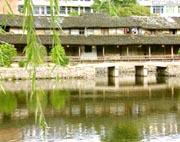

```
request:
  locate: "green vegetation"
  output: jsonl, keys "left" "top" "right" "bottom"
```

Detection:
{"left": 50, "top": 45, "right": 69, "bottom": 66}
{"left": 50, "top": 90, "right": 70, "bottom": 110}
{"left": 0, "top": 43, "right": 17, "bottom": 67}
{"left": 102, "top": 122, "right": 140, "bottom": 142}
{"left": 92, "top": 0, "right": 151, "bottom": 16}
{"left": 18, "top": 60, "right": 26, "bottom": 67}
{"left": 0, "top": 91, "right": 17, "bottom": 115}
{"left": 69, "top": 10, "right": 79, "bottom": 17}
{"left": 0, "top": 0, "right": 69, "bottom": 136}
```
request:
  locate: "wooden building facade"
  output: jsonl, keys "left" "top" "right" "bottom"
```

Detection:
{"left": 1, "top": 14, "right": 180, "bottom": 62}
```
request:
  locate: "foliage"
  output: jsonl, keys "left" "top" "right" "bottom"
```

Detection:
{"left": 27, "top": 90, "right": 47, "bottom": 112}
{"left": 50, "top": 90, "right": 70, "bottom": 110}
{"left": 18, "top": 60, "right": 26, "bottom": 67}
{"left": 50, "top": 45, "right": 69, "bottom": 66}
{"left": 69, "top": 10, "right": 79, "bottom": 17}
{"left": 178, "top": 48, "right": 180, "bottom": 55}
{"left": 2, "top": 0, "right": 68, "bottom": 137}
{"left": 92, "top": 0, "right": 151, "bottom": 16}
{"left": 24, "top": 43, "right": 47, "bottom": 65}
{"left": 0, "top": 91, "right": 17, "bottom": 114}
{"left": 0, "top": 43, "right": 17, "bottom": 67}
{"left": 102, "top": 123, "right": 139, "bottom": 142}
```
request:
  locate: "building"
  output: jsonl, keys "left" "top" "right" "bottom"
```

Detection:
{"left": 0, "top": 0, "right": 18, "bottom": 14}
{"left": 0, "top": 13, "right": 180, "bottom": 62}
{"left": 0, "top": 0, "right": 93, "bottom": 16}
{"left": 138, "top": 0, "right": 180, "bottom": 17}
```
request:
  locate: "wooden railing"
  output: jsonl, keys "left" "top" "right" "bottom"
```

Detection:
{"left": 13, "top": 54, "right": 180, "bottom": 62}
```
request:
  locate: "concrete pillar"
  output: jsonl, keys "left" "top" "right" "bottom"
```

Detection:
{"left": 135, "top": 65, "right": 148, "bottom": 77}
{"left": 108, "top": 66, "right": 119, "bottom": 77}
{"left": 156, "top": 66, "right": 167, "bottom": 76}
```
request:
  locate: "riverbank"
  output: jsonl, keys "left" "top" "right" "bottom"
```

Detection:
{"left": 0, "top": 61, "right": 180, "bottom": 80}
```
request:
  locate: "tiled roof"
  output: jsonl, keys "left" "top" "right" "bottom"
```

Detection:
{"left": 1, "top": 34, "right": 180, "bottom": 45}
{"left": 1, "top": 13, "right": 180, "bottom": 29}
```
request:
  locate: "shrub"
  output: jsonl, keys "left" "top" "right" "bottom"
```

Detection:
{"left": 0, "top": 43, "right": 17, "bottom": 67}
{"left": 18, "top": 60, "right": 25, "bottom": 67}
{"left": 50, "top": 45, "right": 69, "bottom": 66}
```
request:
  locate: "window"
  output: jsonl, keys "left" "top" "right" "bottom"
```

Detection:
{"left": 101, "top": 28, "right": 109, "bottom": 35}
{"left": 18, "top": 5, "right": 23, "bottom": 13}
{"left": 178, "top": 6, "right": 180, "bottom": 13}
{"left": 166, "top": 6, "right": 174, "bottom": 13}
{"left": 85, "top": 46, "right": 92, "bottom": 52}
{"left": 79, "top": 29, "right": 85, "bottom": 35}
{"left": 33, "top": 6, "right": 39, "bottom": 14}
{"left": 1, "top": 26, "right": 10, "bottom": 32}
{"left": 67, "top": 7, "right": 71, "bottom": 14}
{"left": 72, "top": 7, "right": 78, "bottom": 12}
{"left": 60, "top": 6, "right": 66, "bottom": 14}
{"left": 85, "top": 7, "right": 91, "bottom": 13}
{"left": 152, "top": 6, "right": 164, "bottom": 14}
{"left": 170, "top": 30, "right": 177, "bottom": 35}
{"left": 46, "top": 6, "right": 50, "bottom": 14}
{"left": 40, "top": 7, "right": 45, "bottom": 14}
{"left": 80, "top": 7, "right": 84, "bottom": 13}
{"left": 124, "top": 28, "right": 131, "bottom": 34}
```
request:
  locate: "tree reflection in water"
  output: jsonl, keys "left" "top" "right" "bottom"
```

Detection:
{"left": 50, "top": 90, "right": 70, "bottom": 110}
{"left": 0, "top": 91, "right": 17, "bottom": 115}
{"left": 102, "top": 122, "right": 140, "bottom": 142}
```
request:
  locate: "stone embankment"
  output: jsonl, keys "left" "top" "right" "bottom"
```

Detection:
{"left": 1, "top": 62, "right": 180, "bottom": 80}
{"left": 0, "top": 64, "right": 96, "bottom": 80}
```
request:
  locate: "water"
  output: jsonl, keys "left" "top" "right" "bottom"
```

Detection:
{"left": 0, "top": 75, "right": 180, "bottom": 142}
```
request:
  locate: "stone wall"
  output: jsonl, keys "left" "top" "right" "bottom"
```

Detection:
{"left": 0, "top": 64, "right": 96, "bottom": 80}
{"left": 1, "top": 62, "right": 180, "bottom": 80}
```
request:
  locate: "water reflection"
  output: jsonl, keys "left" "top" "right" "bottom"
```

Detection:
{"left": 0, "top": 75, "right": 180, "bottom": 141}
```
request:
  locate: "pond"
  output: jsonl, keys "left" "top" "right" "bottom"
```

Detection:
{"left": 0, "top": 75, "right": 180, "bottom": 142}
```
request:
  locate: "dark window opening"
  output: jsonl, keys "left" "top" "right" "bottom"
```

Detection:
{"left": 171, "top": 30, "right": 176, "bottom": 35}
{"left": 18, "top": 5, "right": 23, "bottom": 13}
{"left": 1, "top": 26, "right": 10, "bottom": 32}
{"left": 101, "top": 28, "right": 109, "bottom": 35}
{"left": 85, "top": 46, "right": 92, "bottom": 52}
{"left": 124, "top": 28, "right": 131, "bottom": 34}
{"left": 79, "top": 29, "right": 85, "bottom": 35}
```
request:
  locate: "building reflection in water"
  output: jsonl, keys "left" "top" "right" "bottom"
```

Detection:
{"left": 0, "top": 75, "right": 180, "bottom": 141}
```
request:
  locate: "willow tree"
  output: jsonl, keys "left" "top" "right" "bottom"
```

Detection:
{"left": 1, "top": 0, "right": 68, "bottom": 136}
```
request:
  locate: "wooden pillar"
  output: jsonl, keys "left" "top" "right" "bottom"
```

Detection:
{"left": 148, "top": 46, "right": 151, "bottom": 58}
{"left": 127, "top": 47, "right": 129, "bottom": 57}
{"left": 103, "top": 46, "right": 105, "bottom": 57}
{"left": 171, "top": 46, "right": 174, "bottom": 59}
{"left": 78, "top": 46, "right": 81, "bottom": 58}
